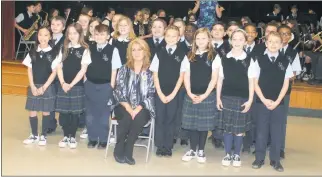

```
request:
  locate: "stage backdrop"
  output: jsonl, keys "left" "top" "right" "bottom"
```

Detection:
{"left": 1, "top": 1, "right": 15, "bottom": 60}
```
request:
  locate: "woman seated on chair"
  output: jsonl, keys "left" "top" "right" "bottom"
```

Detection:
{"left": 113, "top": 38, "right": 156, "bottom": 165}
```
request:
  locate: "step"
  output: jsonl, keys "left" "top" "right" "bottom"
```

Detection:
{"left": 2, "top": 84, "right": 28, "bottom": 96}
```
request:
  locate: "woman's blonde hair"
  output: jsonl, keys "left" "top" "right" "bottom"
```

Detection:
{"left": 62, "top": 23, "right": 89, "bottom": 61}
{"left": 188, "top": 28, "right": 215, "bottom": 62}
{"left": 126, "top": 38, "right": 151, "bottom": 70}
{"left": 112, "top": 16, "right": 136, "bottom": 40}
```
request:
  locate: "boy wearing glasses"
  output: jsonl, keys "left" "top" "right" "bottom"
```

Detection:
{"left": 277, "top": 25, "right": 301, "bottom": 159}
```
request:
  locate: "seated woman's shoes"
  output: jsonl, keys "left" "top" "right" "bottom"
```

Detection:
{"left": 124, "top": 156, "right": 136, "bottom": 165}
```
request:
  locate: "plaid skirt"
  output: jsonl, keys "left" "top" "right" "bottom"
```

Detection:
{"left": 55, "top": 85, "right": 85, "bottom": 114}
{"left": 25, "top": 84, "right": 56, "bottom": 112}
{"left": 217, "top": 96, "right": 252, "bottom": 134}
{"left": 181, "top": 92, "right": 218, "bottom": 131}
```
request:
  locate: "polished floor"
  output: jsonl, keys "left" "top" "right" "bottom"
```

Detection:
{"left": 2, "top": 95, "right": 322, "bottom": 176}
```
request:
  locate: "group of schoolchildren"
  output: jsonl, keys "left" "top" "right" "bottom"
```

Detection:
{"left": 21, "top": 10, "right": 301, "bottom": 172}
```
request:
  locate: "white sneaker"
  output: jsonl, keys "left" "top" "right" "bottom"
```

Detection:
{"left": 38, "top": 135, "right": 47, "bottom": 146}
{"left": 182, "top": 149, "right": 196, "bottom": 162}
{"left": 80, "top": 128, "right": 88, "bottom": 139}
{"left": 222, "top": 154, "right": 232, "bottom": 166}
{"left": 303, "top": 74, "right": 310, "bottom": 81}
{"left": 232, "top": 154, "right": 242, "bottom": 167}
{"left": 23, "top": 134, "right": 39, "bottom": 145}
{"left": 59, "top": 136, "right": 70, "bottom": 148}
{"left": 69, "top": 137, "right": 78, "bottom": 149}
{"left": 197, "top": 150, "right": 207, "bottom": 163}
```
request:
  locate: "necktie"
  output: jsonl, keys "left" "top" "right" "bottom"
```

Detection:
{"left": 281, "top": 48, "right": 285, "bottom": 54}
{"left": 214, "top": 43, "right": 218, "bottom": 49}
{"left": 270, "top": 56, "right": 276, "bottom": 63}
{"left": 155, "top": 38, "right": 160, "bottom": 47}
{"left": 98, "top": 48, "right": 103, "bottom": 52}
{"left": 168, "top": 48, "right": 172, "bottom": 55}
{"left": 49, "top": 39, "right": 56, "bottom": 47}
{"left": 40, "top": 51, "right": 44, "bottom": 58}
{"left": 246, "top": 47, "right": 251, "bottom": 54}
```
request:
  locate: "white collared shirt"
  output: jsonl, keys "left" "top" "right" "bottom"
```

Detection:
{"left": 214, "top": 51, "right": 257, "bottom": 78}
{"left": 52, "top": 42, "right": 92, "bottom": 69}
{"left": 245, "top": 42, "right": 256, "bottom": 53}
{"left": 212, "top": 40, "right": 224, "bottom": 48}
{"left": 180, "top": 36, "right": 185, "bottom": 42}
{"left": 153, "top": 36, "right": 164, "bottom": 44}
{"left": 109, "top": 36, "right": 130, "bottom": 45}
{"left": 95, "top": 42, "right": 122, "bottom": 70}
{"left": 150, "top": 45, "right": 187, "bottom": 73}
{"left": 166, "top": 45, "right": 177, "bottom": 55}
{"left": 252, "top": 49, "right": 294, "bottom": 79}
{"left": 53, "top": 33, "right": 63, "bottom": 45}
{"left": 181, "top": 50, "right": 216, "bottom": 73}
{"left": 280, "top": 45, "right": 302, "bottom": 76}
{"left": 185, "top": 40, "right": 192, "bottom": 48}
{"left": 22, "top": 46, "right": 58, "bottom": 69}
{"left": 97, "top": 42, "right": 108, "bottom": 51}
{"left": 15, "top": 11, "right": 33, "bottom": 23}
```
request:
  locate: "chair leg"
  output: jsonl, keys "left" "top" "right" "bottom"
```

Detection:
{"left": 105, "top": 122, "right": 113, "bottom": 159}
{"left": 15, "top": 40, "right": 21, "bottom": 59}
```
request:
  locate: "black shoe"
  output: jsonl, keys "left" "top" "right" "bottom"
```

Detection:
{"left": 270, "top": 161, "right": 284, "bottom": 172}
{"left": 252, "top": 160, "right": 264, "bottom": 169}
{"left": 87, "top": 141, "right": 98, "bottom": 148}
{"left": 164, "top": 148, "right": 172, "bottom": 157}
{"left": 180, "top": 139, "right": 188, "bottom": 146}
{"left": 214, "top": 139, "right": 224, "bottom": 148}
{"left": 156, "top": 148, "right": 163, "bottom": 157}
{"left": 97, "top": 142, "right": 107, "bottom": 149}
{"left": 242, "top": 148, "right": 251, "bottom": 154}
{"left": 78, "top": 124, "right": 85, "bottom": 129}
{"left": 113, "top": 153, "right": 125, "bottom": 164}
{"left": 173, "top": 138, "right": 177, "bottom": 144}
{"left": 124, "top": 156, "right": 135, "bottom": 165}
{"left": 280, "top": 150, "right": 285, "bottom": 159}
{"left": 47, "top": 128, "right": 56, "bottom": 134}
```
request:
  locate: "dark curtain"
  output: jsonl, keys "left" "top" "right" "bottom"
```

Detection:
{"left": 1, "top": 1, "right": 15, "bottom": 60}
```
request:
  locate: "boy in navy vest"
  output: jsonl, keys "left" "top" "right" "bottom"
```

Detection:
{"left": 278, "top": 25, "right": 301, "bottom": 159}
{"left": 150, "top": 25, "right": 186, "bottom": 157}
{"left": 15, "top": 2, "right": 37, "bottom": 41}
{"left": 85, "top": 24, "right": 122, "bottom": 149}
{"left": 242, "top": 23, "right": 258, "bottom": 153}
{"left": 252, "top": 32, "right": 293, "bottom": 172}
{"left": 47, "top": 16, "right": 66, "bottom": 134}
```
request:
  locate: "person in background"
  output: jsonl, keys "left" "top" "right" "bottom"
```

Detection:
{"left": 49, "top": 8, "right": 60, "bottom": 22}
{"left": 197, "top": 0, "right": 224, "bottom": 30}
{"left": 286, "top": 5, "right": 298, "bottom": 20}
{"left": 81, "top": 6, "right": 94, "bottom": 17}
{"left": 241, "top": 16, "right": 252, "bottom": 27}
{"left": 15, "top": 2, "right": 36, "bottom": 41}
{"left": 102, "top": 7, "right": 116, "bottom": 33}
{"left": 267, "top": 4, "right": 283, "bottom": 22}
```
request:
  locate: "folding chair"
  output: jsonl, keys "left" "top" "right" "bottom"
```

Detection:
{"left": 15, "top": 30, "right": 36, "bottom": 59}
{"left": 105, "top": 118, "right": 155, "bottom": 163}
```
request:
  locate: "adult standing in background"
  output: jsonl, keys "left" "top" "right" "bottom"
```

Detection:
{"left": 197, "top": 0, "right": 224, "bottom": 30}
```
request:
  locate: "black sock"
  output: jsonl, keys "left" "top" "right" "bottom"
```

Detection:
{"left": 61, "top": 113, "right": 70, "bottom": 137}
{"left": 233, "top": 135, "right": 243, "bottom": 156}
{"left": 70, "top": 114, "right": 79, "bottom": 138}
{"left": 41, "top": 115, "right": 50, "bottom": 136}
{"left": 29, "top": 116, "right": 38, "bottom": 136}
{"left": 305, "top": 63, "right": 312, "bottom": 74}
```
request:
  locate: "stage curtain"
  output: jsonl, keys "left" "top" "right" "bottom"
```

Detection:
{"left": 1, "top": 1, "right": 15, "bottom": 60}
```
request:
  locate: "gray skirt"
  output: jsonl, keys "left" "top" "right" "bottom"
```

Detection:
{"left": 217, "top": 96, "right": 252, "bottom": 134}
{"left": 25, "top": 84, "right": 56, "bottom": 112}
{"left": 181, "top": 92, "right": 218, "bottom": 131}
{"left": 55, "top": 85, "right": 85, "bottom": 114}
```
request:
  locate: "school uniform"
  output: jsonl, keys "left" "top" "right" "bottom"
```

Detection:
{"left": 109, "top": 37, "right": 130, "bottom": 65}
{"left": 252, "top": 49, "right": 293, "bottom": 167}
{"left": 242, "top": 41, "right": 258, "bottom": 151}
{"left": 175, "top": 37, "right": 191, "bottom": 143}
{"left": 150, "top": 45, "right": 186, "bottom": 152}
{"left": 215, "top": 51, "right": 255, "bottom": 134}
{"left": 180, "top": 51, "right": 217, "bottom": 162}
{"left": 133, "top": 21, "right": 146, "bottom": 37}
{"left": 102, "top": 17, "right": 113, "bottom": 34}
{"left": 48, "top": 33, "right": 65, "bottom": 130}
{"left": 54, "top": 43, "right": 91, "bottom": 138}
{"left": 146, "top": 37, "right": 166, "bottom": 61}
{"left": 23, "top": 46, "right": 57, "bottom": 137}
{"left": 213, "top": 40, "right": 231, "bottom": 58}
{"left": 210, "top": 39, "right": 231, "bottom": 145}
{"left": 85, "top": 42, "right": 122, "bottom": 144}
{"left": 280, "top": 45, "right": 301, "bottom": 153}
{"left": 15, "top": 11, "right": 37, "bottom": 41}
